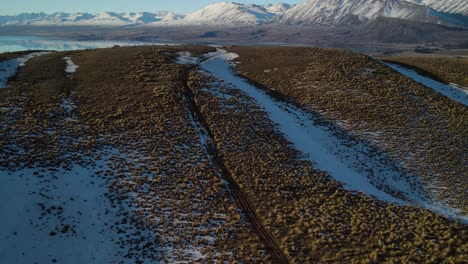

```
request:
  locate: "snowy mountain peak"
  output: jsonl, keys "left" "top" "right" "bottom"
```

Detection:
{"left": 0, "top": 11, "right": 185, "bottom": 26}
{"left": 273, "top": 0, "right": 457, "bottom": 25}
{"left": 178, "top": 2, "right": 276, "bottom": 25}
{"left": 121, "top": 11, "right": 182, "bottom": 24}
{"left": 265, "top": 3, "right": 293, "bottom": 14}
{"left": 0, "top": 0, "right": 466, "bottom": 27}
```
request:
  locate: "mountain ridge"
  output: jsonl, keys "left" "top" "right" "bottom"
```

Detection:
{"left": 272, "top": 0, "right": 461, "bottom": 26}
{"left": 406, "top": 0, "right": 468, "bottom": 15}
{"left": 0, "top": 0, "right": 466, "bottom": 27}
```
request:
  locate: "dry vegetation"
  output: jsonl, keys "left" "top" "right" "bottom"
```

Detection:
{"left": 0, "top": 52, "right": 79, "bottom": 168}
{"left": 1, "top": 45, "right": 467, "bottom": 263}
{"left": 0, "top": 46, "right": 271, "bottom": 262}
{"left": 227, "top": 46, "right": 468, "bottom": 215}
{"left": 381, "top": 56, "right": 468, "bottom": 87}
{"left": 72, "top": 45, "right": 273, "bottom": 262}
{"left": 187, "top": 63, "right": 467, "bottom": 263}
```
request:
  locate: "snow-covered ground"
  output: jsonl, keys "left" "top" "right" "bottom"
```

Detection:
{"left": 177, "top": 49, "right": 238, "bottom": 65}
{"left": 0, "top": 153, "right": 124, "bottom": 264}
{"left": 0, "top": 58, "right": 157, "bottom": 262}
{"left": 178, "top": 49, "right": 467, "bottom": 223}
{"left": 385, "top": 62, "right": 468, "bottom": 106}
{"left": 0, "top": 52, "right": 49, "bottom": 88}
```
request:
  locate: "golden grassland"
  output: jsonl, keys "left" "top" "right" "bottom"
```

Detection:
{"left": 0, "top": 46, "right": 271, "bottom": 262}
{"left": 188, "top": 63, "right": 467, "bottom": 263}
{"left": 0, "top": 45, "right": 467, "bottom": 263}
{"left": 381, "top": 56, "right": 468, "bottom": 87}
{"left": 227, "top": 46, "right": 468, "bottom": 215}
{"left": 72, "top": 45, "right": 272, "bottom": 261}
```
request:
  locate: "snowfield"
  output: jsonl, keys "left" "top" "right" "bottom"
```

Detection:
{"left": 0, "top": 153, "right": 124, "bottom": 264}
{"left": 386, "top": 62, "right": 468, "bottom": 107}
{"left": 178, "top": 49, "right": 467, "bottom": 223}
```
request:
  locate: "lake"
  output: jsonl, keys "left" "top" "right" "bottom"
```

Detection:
{"left": 0, "top": 35, "right": 167, "bottom": 53}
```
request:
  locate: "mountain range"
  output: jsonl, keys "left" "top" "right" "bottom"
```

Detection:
{"left": 0, "top": 0, "right": 466, "bottom": 27}
{"left": 405, "top": 0, "right": 468, "bottom": 15}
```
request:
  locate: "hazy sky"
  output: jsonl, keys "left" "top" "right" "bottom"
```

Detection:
{"left": 1, "top": 0, "right": 304, "bottom": 15}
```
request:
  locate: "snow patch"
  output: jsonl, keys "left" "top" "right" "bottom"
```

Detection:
{"left": 176, "top": 51, "right": 199, "bottom": 65}
{"left": 0, "top": 52, "right": 49, "bottom": 88}
{"left": 63, "top": 56, "right": 79, "bottom": 74}
{"left": 176, "top": 49, "right": 238, "bottom": 65}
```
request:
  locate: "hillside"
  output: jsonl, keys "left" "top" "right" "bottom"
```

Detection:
{"left": 176, "top": 2, "right": 278, "bottom": 25}
{"left": 0, "top": 45, "right": 467, "bottom": 263}
{"left": 382, "top": 56, "right": 468, "bottom": 87}
{"left": 273, "top": 0, "right": 436, "bottom": 24}
{"left": 354, "top": 17, "right": 468, "bottom": 43}
{"left": 406, "top": 0, "right": 468, "bottom": 15}
{"left": 227, "top": 46, "right": 468, "bottom": 214}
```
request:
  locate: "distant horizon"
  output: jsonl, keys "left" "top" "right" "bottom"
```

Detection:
{"left": 1, "top": 0, "right": 303, "bottom": 16}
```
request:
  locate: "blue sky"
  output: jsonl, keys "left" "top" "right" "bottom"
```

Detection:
{"left": 1, "top": 0, "right": 304, "bottom": 15}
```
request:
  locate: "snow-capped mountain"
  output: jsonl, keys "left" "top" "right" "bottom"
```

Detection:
{"left": 273, "top": 0, "right": 447, "bottom": 25}
{"left": 0, "top": 12, "right": 128, "bottom": 26}
{"left": 0, "top": 11, "right": 183, "bottom": 26}
{"left": 0, "top": 2, "right": 293, "bottom": 27}
{"left": 265, "top": 3, "right": 293, "bottom": 14}
{"left": 175, "top": 2, "right": 276, "bottom": 25}
{"left": 0, "top": 13, "right": 54, "bottom": 25}
{"left": 406, "top": 0, "right": 468, "bottom": 16}
{"left": 0, "top": 0, "right": 466, "bottom": 27}
{"left": 122, "top": 11, "right": 183, "bottom": 24}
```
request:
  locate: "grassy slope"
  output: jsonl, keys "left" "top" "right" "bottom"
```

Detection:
{"left": 0, "top": 46, "right": 272, "bottom": 262}
{"left": 70, "top": 45, "right": 274, "bottom": 262}
{"left": 1, "top": 46, "right": 467, "bottom": 263}
{"left": 382, "top": 56, "right": 468, "bottom": 87}
{"left": 227, "top": 46, "right": 468, "bottom": 215}
{"left": 0, "top": 52, "right": 72, "bottom": 167}
{"left": 189, "top": 50, "right": 467, "bottom": 263}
